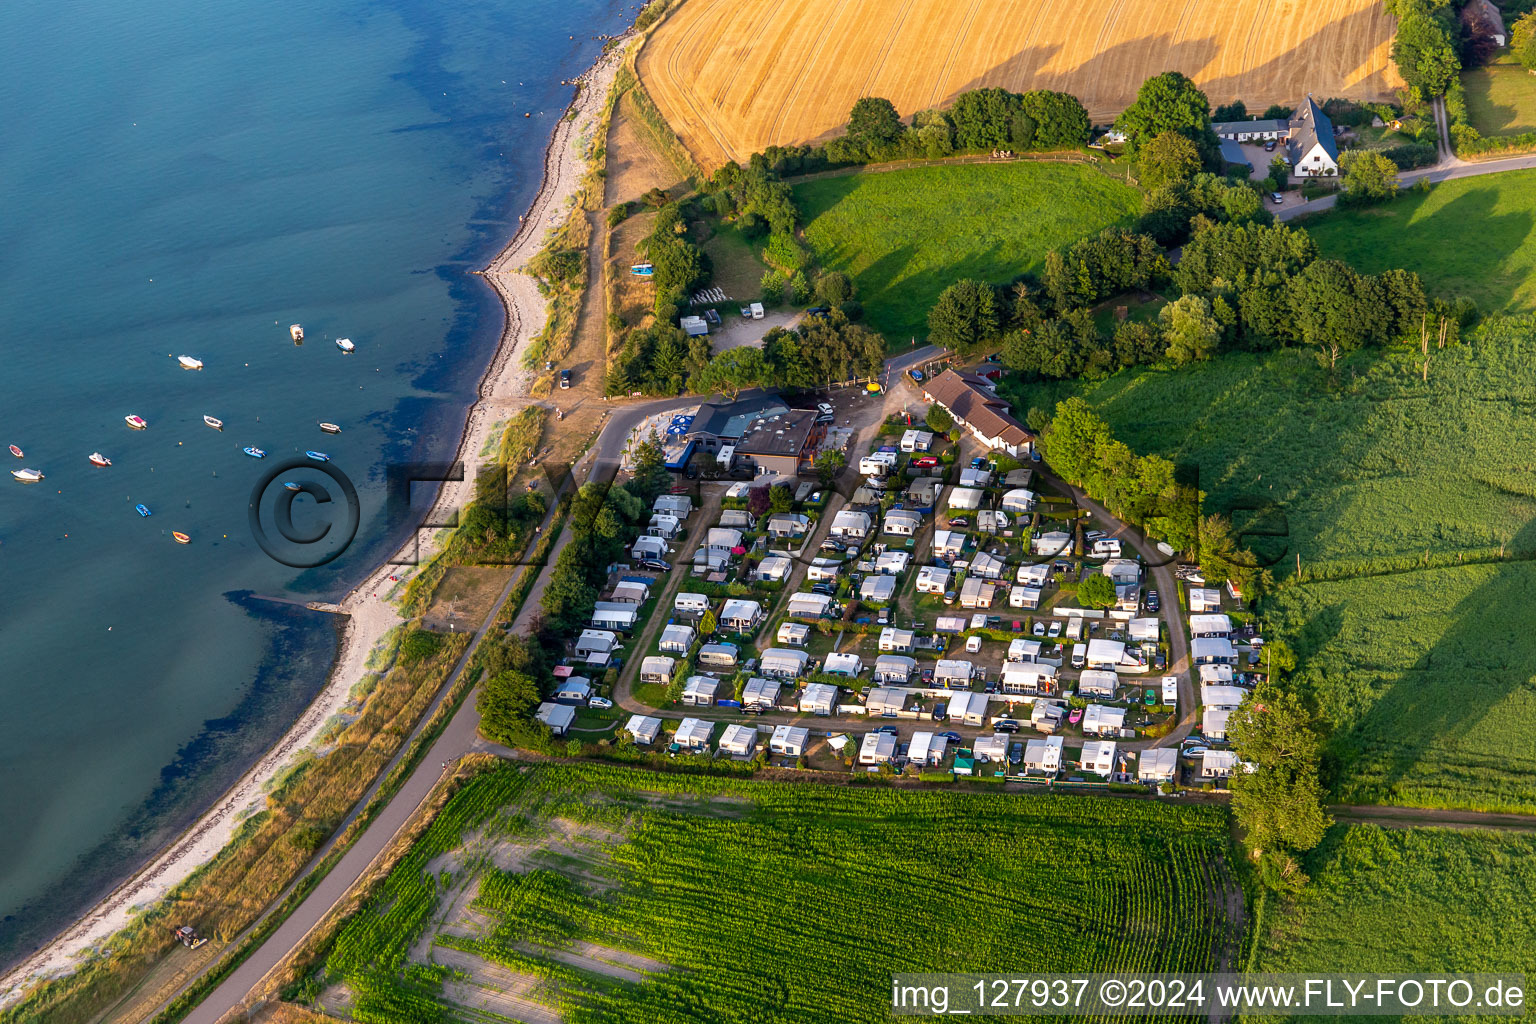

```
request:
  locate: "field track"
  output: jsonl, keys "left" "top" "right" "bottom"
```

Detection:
{"left": 638, "top": 0, "right": 1401, "bottom": 170}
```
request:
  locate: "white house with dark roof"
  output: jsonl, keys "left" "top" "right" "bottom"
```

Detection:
{"left": 1288, "top": 96, "right": 1339, "bottom": 177}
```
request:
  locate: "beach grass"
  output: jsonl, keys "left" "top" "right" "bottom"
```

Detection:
{"left": 794, "top": 162, "right": 1141, "bottom": 344}
{"left": 1301, "top": 169, "right": 1536, "bottom": 313}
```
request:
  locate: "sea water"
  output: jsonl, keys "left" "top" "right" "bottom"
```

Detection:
{"left": 0, "top": 0, "right": 630, "bottom": 966}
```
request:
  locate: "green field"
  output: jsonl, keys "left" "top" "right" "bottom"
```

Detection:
{"left": 310, "top": 763, "right": 1240, "bottom": 1024}
{"left": 1257, "top": 824, "right": 1536, "bottom": 978}
{"left": 1463, "top": 56, "right": 1536, "bottom": 138}
{"left": 1302, "top": 169, "right": 1536, "bottom": 314}
{"left": 794, "top": 163, "right": 1141, "bottom": 343}
{"left": 1011, "top": 333, "right": 1536, "bottom": 811}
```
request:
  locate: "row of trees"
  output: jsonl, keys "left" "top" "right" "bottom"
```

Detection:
{"left": 691, "top": 309, "right": 886, "bottom": 395}
{"left": 638, "top": 202, "right": 709, "bottom": 323}
{"left": 826, "top": 88, "right": 1093, "bottom": 165}
{"left": 1387, "top": 0, "right": 1460, "bottom": 99}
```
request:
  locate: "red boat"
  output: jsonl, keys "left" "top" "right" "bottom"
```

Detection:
{"left": 7, "top": 445, "right": 22, "bottom": 458}
{"left": 1068, "top": 708, "right": 1083, "bottom": 725}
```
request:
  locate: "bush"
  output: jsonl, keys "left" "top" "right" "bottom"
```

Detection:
{"left": 606, "top": 202, "right": 631, "bottom": 228}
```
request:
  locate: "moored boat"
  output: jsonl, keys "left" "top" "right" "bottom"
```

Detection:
{"left": 136, "top": 503, "right": 152, "bottom": 517}
{"left": 318, "top": 422, "right": 341, "bottom": 434}
{"left": 243, "top": 446, "right": 266, "bottom": 458}
{"left": 172, "top": 531, "right": 191, "bottom": 544}
{"left": 88, "top": 452, "right": 112, "bottom": 467}
{"left": 305, "top": 450, "right": 330, "bottom": 462}
{"left": 177, "top": 355, "right": 204, "bottom": 370}
{"left": 283, "top": 481, "right": 302, "bottom": 491}
{"left": 125, "top": 414, "right": 148, "bottom": 430}
{"left": 335, "top": 338, "right": 355, "bottom": 354}
{"left": 290, "top": 324, "right": 304, "bottom": 342}
{"left": 203, "top": 415, "right": 223, "bottom": 431}
{"left": 8, "top": 445, "right": 22, "bottom": 458}
{"left": 11, "top": 468, "right": 43, "bottom": 483}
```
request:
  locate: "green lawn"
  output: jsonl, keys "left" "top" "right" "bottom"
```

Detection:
{"left": 1011, "top": 334, "right": 1536, "bottom": 811}
{"left": 1302, "top": 169, "right": 1536, "bottom": 314}
{"left": 794, "top": 162, "right": 1142, "bottom": 343}
{"left": 1257, "top": 824, "right": 1536, "bottom": 977}
{"left": 1463, "top": 56, "right": 1536, "bottom": 138}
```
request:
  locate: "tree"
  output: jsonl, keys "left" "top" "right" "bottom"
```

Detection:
{"left": 1140, "top": 131, "right": 1202, "bottom": 189}
{"left": 698, "top": 608, "right": 718, "bottom": 637}
{"left": 1339, "top": 149, "right": 1399, "bottom": 204}
{"left": 692, "top": 346, "right": 769, "bottom": 397}
{"left": 1211, "top": 100, "right": 1247, "bottom": 122}
{"left": 1114, "top": 72, "right": 1220, "bottom": 162}
{"left": 815, "top": 449, "right": 845, "bottom": 484}
{"left": 925, "top": 405, "right": 954, "bottom": 434}
{"left": 927, "top": 279, "right": 1000, "bottom": 350}
{"left": 1516, "top": 10, "right": 1536, "bottom": 71}
{"left": 815, "top": 270, "right": 854, "bottom": 306}
{"left": 747, "top": 485, "right": 771, "bottom": 517}
{"left": 1077, "top": 573, "right": 1116, "bottom": 608}
{"left": 1158, "top": 294, "right": 1221, "bottom": 364}
{"left": 847, "top": 96, "right": 904, "bottom": 147}
{"left": 768, "top": 483, "right": 794, "bottom": 514}
{"left": 1228, "top": 684, "right": 1332, "bottom": 880}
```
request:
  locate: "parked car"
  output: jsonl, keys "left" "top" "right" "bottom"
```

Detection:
{"left": 949, "top": 517, "right": 969, "bottom": 528}
{"left": 993, "top": 720, "right": 1020, "bottom": 733}
{"left": 908, "top": 368, "right": 925, "bottom": 382}
{"left": 638, "top": 559, "right": 671, "bottom": 571}
{"left": 1154, "top": 651, "right": 1166, "bottom": 670}
{"left": 931, "top": 702, "right": 948, "bottom": 721}
{"left": 1032, "top": 621, "right": 1046, "bottom": 637}
{"left": 940, "top": 731, "right": 963, "bottom": 744}
{"left": 559, "top": 368, "right": 572, "bottom": 389}
{"left": 875, "top": 724, "right": 900, "bottom": 736}
{"left": 1146, "top": 590, "right": 1160, "bottom": 612}
{"left": 1271, "top": 191, "right": 1284, "bottom": 205}
{"left": 1008, "top": 741, "right": 1024, "bottom": 765}
{"left": 589, "top": 696, "right": 613, "bottom": 709}
{"left": 1264, "top": 139, "right": 1277, "bottom": 151}
{"left": 1048, "top": 620, "right": 1063, "bottom": 638}
{"left": 921, "top": 668, "right": 935, "bottom": 684}
{"left": 1144, "top": 689, "right": 1157, "bottom": 706}
{"left": 1030, "top": 449, "right": 1042, "bottom": 462}
{"left": 1183, "top": 745, "right": 1209, "bottom": 758}
{"left": 970, "top": 457, "right": 987, "bottom": 469}
{"left": 912, "top": 456, "right": 939, "bottom": 468}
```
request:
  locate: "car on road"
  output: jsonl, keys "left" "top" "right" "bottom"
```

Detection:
{"left": 638, "top": 559, "right": 671, "bottom": 572}
{"left": 1048, "top": 620, "right": 1063, "bottom": 638}
{"left": 1032, "top": 620, "right": 1046, "bottom": 637}
{"left": 908, "top": 368, "right": 925, "bottom": 382}
{"left": 875, "top": 724, "right": 900, "bottom": 736}
{"left": 1146, "top": 590, "right": 1160, "bottom": 612}
{"left": 559, "top": 368, "right": 572, "bottom": 389}
{"left": 589, "top": 696, "right": 613, "bottom": 710}
{"left": 949, "top": 516, "right": 969, "bottom": 528}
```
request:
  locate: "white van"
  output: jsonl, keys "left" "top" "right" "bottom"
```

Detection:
{"left": 1071, "top": 642, "right": 1087, "bottom": 669}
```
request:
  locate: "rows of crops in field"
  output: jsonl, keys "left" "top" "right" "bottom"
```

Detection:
{"left": 306, "top": 763, "right": 1239, "bottom": 1024}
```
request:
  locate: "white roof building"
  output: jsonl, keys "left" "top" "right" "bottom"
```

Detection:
{"left": 659, "top": 623, "right": 696, "bottom": 653}
{"left": 1000, "top": 488, "right": 1036, "bottom": 513}
{"left": 830, "top": 509, "right": 872, "bottom": 538}
{"left": 970, "top": 551, "right": 1007, "bottom": 579}
{"left": 1085, "top": 639, "right": 1126, "bottom": 670}
{"left": 612, "top": 580, "right": 650, "bottom": 604}
{"left": 624, "top": 714, "right": 662, "bottom": 745}
{"left": 1138, "top": 747, "right": 1179, "bottom": 782}
{"left": 948, "top": 689, "right": 990, "bottom": 726}
{"left": 719, "top": 598, "right": 763, "bottom": 630}
{"left": 883, "top": 509, "right": 923, "bottom": 536}
{"left": 1017, "top": 562, "right": 1051, "bottom": 586}
{"left": 639, "top": 655, "right": 676, "bottom": 683}
{"left": 1129, "top": 617, "right": 1161, "bottom": 642}
{"left": 878, "top": 627, "right": 915, "bottom": 652}
{"left": 859, "top": 731, "right": 897, "bottom": 764}
{"left": 1081, "top": 703, "right": 1127, "bottom": 737}
{"left": 947, "top": 486, "right": 983, "bottom": 510}
{"left": 1007, "top": 638, "right": 1043, "bottom": 663}
{"left": 590, "top": 603, "right": 638, "bottom": 630}
{"left": 653, "top": 494, "right": 692, "bottom": 516}
{"left": 719, "top": 723, "right": 758, "bottom": 756}
{"left": 674, "top": 592, "right": 710, "bottom": 613}
{"left": 770, "top": 724, "right": 810, "bottom": 756}
{"left": 1199, "top": 663, "right": 1235, "bottom": 685}
{"left": 1078, "top": 669, "right": 1119, "bottom": 698}
{"left": 933, "top": 659, "right": 975, "bottom": 685}
{"left": 999, "top": 663, "right": 1054, "bottom": 694}
{"left": 958, "top": 577, "right": 994, "bottom": 608}
{"left": 909, "top": 731, "right": 949, "bottom": 766}
{"left": 1189, "top": 613, "right": 1233, "bottom": 638}
{"left": 574, "top": 629, "right": 618, "bottom": 656}
{"left": 1080, "top": 739, "right": 1118, "bottom": 775}
{"left": 1201, "top": 684, "right": 1249, "bottom": 708}
{"left": 1102, "top": 558, "right": 1140, "bottom": 583}
{"left": 977, "top": 509, "right": 1009, "bottom": 534}
{"left": 756, "top": 554, "right": 792, "bottom": 582}
{"left": 761, "top": 647, "right": 810, "bottom": 678}
{"left": 799, "top": 681, "right": 839, "bottom": 715}
{"left": 706, "top": 527, "right": 744, "bottom": 550}
{"left": 1023, "top": 734, "right": 1064, "bottom": 773}
{"left": 823, "top": 651, "right": 864, "bottom": 677}
{"left": 958, "top": 467, "right": 991, "bottom": 488}
{"left": 632, "top": 535, "right": 669, "bottom": 560}
{"left": 777, "top": 621, "right": 811, "bottom": 646}
{"left": 876, "top": 550, "right": 911, "bottom": 576}
{"left": 681, "top": 675, "right": 721, "bottom": 706}
{"left": 674, "top": 717, "right": 714, "bottom": 750}
{"left": 786, "top": 592, "right": 834, "bottom": 618}
{"left": 1010, "top": 585, "right": 1042, "bottom": 609}
{"left": 742, "top": 677, "right": 782, "bottom": 709}
{"left": 1203, "top": 706, "right": 1235, "bottom": 741}
{"left": 974, "top": 733, "right": 1009, "bottom": 762}
{"left": 553, "top": 677, "right": 592, "bottom": 703}
{"left": 1201, "top": 749, "right": 1240, "bottom": 778}
{"left": 860, "top": 575, "right": 897, "bottom": 603}
{"left": 1189, "top": 587, "right": 1222, "bottom": 613}
{"left": 765, "top": 513, "right": 810, "bottom": 537}
{"left": 535, "top": 702, "right": 576, "bottom": 736}
{"left": 873, "top": 654, "right": 917, "bottom": 683}
{"left": 865, "top": 686, "right": 907, "bottom": 716}
{"left": 932, "top": 530, "right": 966, "bottom": 559}
{"left": 916, "top": 566, "right": 951, "bottom": 593}
{"left": 1192, "top": 637, "right": 1238, "bottom": 665}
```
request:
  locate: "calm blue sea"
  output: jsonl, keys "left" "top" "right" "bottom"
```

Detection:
{"left": 0, "top": 0, "right": 631, "bottom": 966}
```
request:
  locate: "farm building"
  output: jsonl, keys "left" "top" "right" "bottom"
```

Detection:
{"left": 823, "top": 651, "right": 864, "bottom": 677}
{"left": 799, "top": 681, "right": 839, "bottom": 714}
{"left": 659, "top": 623, "right": 696, "bottom": 653}
{"left": 934, "top": 659, "right": 975, "bottom": 687}
{"left": 1211, "top": 115, "right": 1288, "bottom": 141}
{"left": 1138, "top": 747, "right": 1179, "bottom": 783}
{"left": 958, "top": 466, "right": 991, "bottom": 489}
{"left": 770, "top": 724, "right": 810, "bottom": 756}
{"left": 922, "top": 369, "right": 1034, "bottom": 457}
{"left": 674, "top": 717, "right": 714, "bottom": 751}
{"left": 970, "top": 552, "right": 1007, "bottom": 579}
{"left": 1000, "top": 488, "right": 1036, "bottom": 514}
{"left": 1085, "top": 639, "right": 1126, "bottom": 671}
{"left": 859, "top": 731, "right": 897, "bottom": 765}
{"left": 878, "top": 626, "right": 915, "bottom": 652}
{"left": 1192, "top": 637, "right": 1238, "bottom": 665}
{"left": 654, "top": 494, "right": 692, "bottom": 517}
{"left": 681, "top": 675, "right": 721, "bottom": 706}
{"left": 1288, "top": 95, "right": 1339, "bottom": 177}
{"left": 1078, "top": 669, "right": 1119, "bottom": 698}
{"left": 932, "top": 530, "right": 966, "bottom": 560}
{"left": 574, "top": 629, "right": 618, "bottom": 657}
{"left": 777, "top": 621, "right": 811, "bottom": 646}
{"left": 720, "top": 599, "right": 763, "bottom": 631}
{"left": 1201, "top": 683, "right": 1248, "bottom": 708}
{"left": 830, "top": 509, "right": 872, "bottom": 539}
{"left": 639, "top": 656, "right": 676, "bottom": 685}
{"left": 1080, "top": 739, "right": 1118, "bottom": 775}
{"left": 761, "top": 647, "right": 810, "bottom": 678}
{"left": 1008, "top": 638, "right": 1043, "bottom": 663}
{"left": 1203, "top": 706, "right": 1235, "bottom": 741}
{"left": 977, "top": 510, "right": 1009, "bottom": 534}
{"left": 675, "top": 592, "right": 710, "bottom": 615}
{"left": 958, "top": 577, "right": 994, "bottom": 608}
{"left": 1016, "top": 562, "right": 1051, "bottom": 586}
{"left": 719, "top": 723, "right": 759, "bottom": 756}
{"left": 1032, "top": 531, "right": 1072, "bottom": 555}
{"left": 1081, "top": 704, "right": 1126, "bottom": 737}
{"left": 1000, "top": 663, "right": 1055, "bottom": 695}
{"left": 553, "top": 677, "right": 592, "bottom": 704}
{"left": 1102, "top": 558, "right": 1140, "bottom": 583}
{"left": 883, "top": 509, "right": 922, "bottom": 536}
{"left": 1129, "top": 618, "right": 1160, "bottom": 642}
{"left": 973, "top": 733, "right": 1009, "bottom": 764}
{"left": 908, "top": 731, "right": 949, "bottom": 766}
{"left": 756, "top": 554, "right": 792, "bottom": 582}
{"left": 787, "top": 592, "right": 834, "bottom": 618}
{"left": 862, "top": 686, "right": 905, "bottom": 716}
{"left": 766, "top": 513, "right": 810, "bottom": 538}
{"left": 1201, "top": 750, "right": 1240, "bottom": 779}
{"left": 1189, "top": 613, "right": 1233, "bottom": 638}
{"left": 805, "top": 558, "right": 841, "bottom": 582}
{"left": 899, "top": 429, "right": 935, "bottom": 452}
{"left": 1010, "top": 585, "right": 1042, "bottom": 610}
{"left": 535, "top": 703, "right": 576, "bottom": 737}
{"left": 1189, "top": 587, "right": 1222, "bottom": 613}
{"left": 735, "top": 408, "right": 822, "bottom": 478}
{"left": 947, "top": 486, "right": 983, "bottom": 511}
{"left": 625, "top": 714, "right": 662, "bottom": 745}
{"left": 590, "top": 604, "right": 638, "bottom": 631}
{"left": 697, "top": 643, "right": 740, "bottom": 669}
{"left": 917, "top": 566, "right": 951, "bottom": 594}
{"left": 873, "top": 654, "right": 917, "bottom": 683}
{"left": 742, "top": 677, "right": 782, "bottom": 709}
{"left": 1023, "top": 735, "right": 1064, "bottom": 774}
{"left": 861, "top": 575, "right": 898, "bottom": 603}
{"left": 876, "top": 550, "right": 911, "bottom": 575}
{"left": 948, "top": 689, "right": 989, "bottom": 727}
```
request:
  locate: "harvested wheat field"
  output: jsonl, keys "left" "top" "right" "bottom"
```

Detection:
{"left": 639, "top": 0, "right": 1401, "bottom": 170}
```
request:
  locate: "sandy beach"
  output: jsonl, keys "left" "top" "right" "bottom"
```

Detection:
{"left": 0, "top": 35, "right": 632, "bottom": 1006}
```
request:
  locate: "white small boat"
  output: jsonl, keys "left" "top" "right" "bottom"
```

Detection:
{"left": 318, "top": 422, "right": 341, "bottom": 434}
{"left": 177, "top": 355, "right": 204, "bottom": 371}
{"left": 203, "top": 415, "right": 223, "bottom": 431}
{"left": 88, "top": 452, "right": 112, "bottom": 467}
{"left": 335, "top": 338, "right": 355, "bottom": 354}
{"left": 290, "top": 324, "right": 304, "bottom": 342}
{"left": 12, "top": 468, "right": 44, "bottom": 483}
{"left": 125, "top": 414, "right": 148, "bottom": 430}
